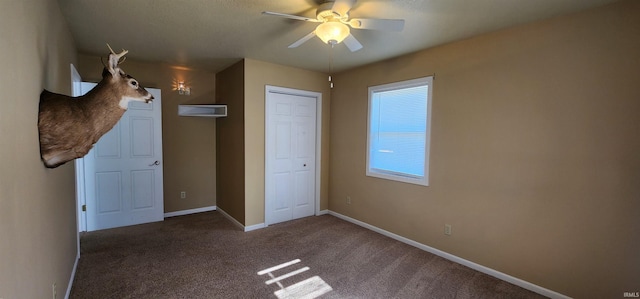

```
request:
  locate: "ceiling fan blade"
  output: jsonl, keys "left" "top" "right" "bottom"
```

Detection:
{"left": 331, "top": 0, "right": 356, "bottom": 17}
{"left": 349, "top": 18, "right": 405, "bottom": 31}
{"left": 343, "top": 34, "right": 363, "bottom": 52}
{"left": 288, "top": 31, "right": 317, "bottom": 48}
{"left": 262, "top": 11, "right": 320, "bottom": 22}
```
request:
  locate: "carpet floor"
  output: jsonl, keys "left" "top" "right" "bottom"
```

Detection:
{"left": 70, "top": 211, "right": 546, "bottom": 299}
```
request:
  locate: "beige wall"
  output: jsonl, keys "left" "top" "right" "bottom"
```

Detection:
{"left": 329, "top": 1, "right": 640, "bottom": 298}
{"left": 0, "top": 0, "right": 78, "bottom": 298}
{"left": 244, "top": 59, "right": 331, "bottom": 226}
{"left": 242, "top": 59, "right": 331, "bottom": 226}
{"left": 77, "top": 55, "right": 217, "bottom": 213}
{"left": 216, "top": 60, "right": 246, "bottom": 223}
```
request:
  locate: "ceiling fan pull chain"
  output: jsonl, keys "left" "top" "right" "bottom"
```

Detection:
{"left": 329, "top": 47, "right": 334, "bottom": 89}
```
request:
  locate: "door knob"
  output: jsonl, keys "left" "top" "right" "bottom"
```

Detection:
{"left": 149, "top": 161, "right": 160, "bottom": 166}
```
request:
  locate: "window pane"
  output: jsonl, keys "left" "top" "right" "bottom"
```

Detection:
{"left": 367, "top": 76, "right": 432, "bottom": 186}
{"left": 370, "top": 132, "right": 425, "bottom": 176}
{"left": 370, "top": 86, "right": 427, "bottom": 177}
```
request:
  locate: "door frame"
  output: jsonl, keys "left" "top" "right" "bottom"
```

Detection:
{"left": 70, "top": 64, "right": 82, "bottom": 257}
{"left": 74, "top": 83, "right": 96, "bottom": 232}
{"left": 264, "top": 85, "right": 322, "bottom": 225}
{"left": 70, "top": 66, "right": 86, "bottom": 233}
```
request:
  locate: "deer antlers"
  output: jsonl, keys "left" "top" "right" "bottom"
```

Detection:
{"left": 105, "top": 43, "right": 128, "bottom": 76}
{"left": 107, "top": 43, "right": 128, "bottom": 64}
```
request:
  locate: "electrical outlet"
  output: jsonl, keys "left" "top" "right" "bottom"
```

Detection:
{"left": 180, "top": 191, "right": 186, "bottom": 199}
{"left": 346, "top": 196, "right": 351, "bottom": 205}
{"left": 52, "top": 283, "right": 57, "bottom": 299}
{"left": 444, "top": 224, "right": 452, "bottom": 236}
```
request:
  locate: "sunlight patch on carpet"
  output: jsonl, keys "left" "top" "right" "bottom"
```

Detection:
{"left": 258, "top": 259, "right": 333, "bottom": 299}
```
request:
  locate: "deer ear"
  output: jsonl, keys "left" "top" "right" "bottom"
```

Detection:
{"left": 107, "top": 53, "right": 121, "bottom": 77}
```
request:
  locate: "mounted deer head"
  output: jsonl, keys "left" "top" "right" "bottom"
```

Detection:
{"left": 38, "top": 44, "right": 154, "bottom": 168}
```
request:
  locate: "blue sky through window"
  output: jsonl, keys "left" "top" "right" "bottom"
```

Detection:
{"left": 369, "top": 84, "right": 429, "bottom": 178}
{"left": 372, "top": 86, "right": 428, "bottom": 133}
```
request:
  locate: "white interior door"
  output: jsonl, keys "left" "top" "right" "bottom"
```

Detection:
{"left": 265, "top": 86, "right": 320, "bottom": 225}
{"left": 81, "top": 82, "right": 164, "bottom": 231}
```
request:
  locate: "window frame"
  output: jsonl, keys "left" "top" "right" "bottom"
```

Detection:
{"left": 365, "top": 76, "right": 433, "bottom": 186}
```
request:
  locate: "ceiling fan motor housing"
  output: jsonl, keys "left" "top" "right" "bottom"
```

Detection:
{"left": 317, "top": 2, "right": 349, "bottom": 22}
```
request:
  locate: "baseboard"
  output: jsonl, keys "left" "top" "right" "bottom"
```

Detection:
{"left": 164, "top": 206, "right": 217, "bottom": 218}
{"left": 65, "top": 253, "right": 79, "bottom": 299}
{"left": 244, "top": 223, "right": 267, "bottom": 232}
{"left": 327, "top": 211, "right": 570, "bottom": 299}
{"left": 216, "top": 207, "right": 244, "bottom": 230}
{"left": 245, "top": 210, "right": 329, "bottom": 231}
{"left": 216, "top": 207, "right": 267, "bottom": 232}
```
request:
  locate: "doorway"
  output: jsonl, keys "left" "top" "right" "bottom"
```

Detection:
{"left": 76, "top": 83, "right": 164, "bottom": 231}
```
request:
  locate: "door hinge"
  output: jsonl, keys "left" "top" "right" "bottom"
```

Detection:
{"left": 82, "top": 204, "right": 86, "bottom": 212}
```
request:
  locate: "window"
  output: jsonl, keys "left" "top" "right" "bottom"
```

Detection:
{"left": 366, "top": 76, "right": 433, "bottom": 186}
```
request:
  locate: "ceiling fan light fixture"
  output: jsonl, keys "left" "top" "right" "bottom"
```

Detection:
{"left": 316, "top": 21, "right": 350, "bottom": 45}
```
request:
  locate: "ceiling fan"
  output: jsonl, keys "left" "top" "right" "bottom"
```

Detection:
{"left": 263, "top": 0, "right": 405, "bottom": 52}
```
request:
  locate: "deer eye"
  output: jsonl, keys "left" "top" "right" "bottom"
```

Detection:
{"left": 130, "top": 80, "right": 138, "bottom": 88}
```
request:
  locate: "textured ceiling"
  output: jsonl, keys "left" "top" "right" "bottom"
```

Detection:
{"left": 57, "top": 0, "right": 619, "bottom": 73}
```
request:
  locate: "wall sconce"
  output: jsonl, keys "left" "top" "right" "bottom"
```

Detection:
{"left": 177, "top": 81, "right": 191, "bottom": 96}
